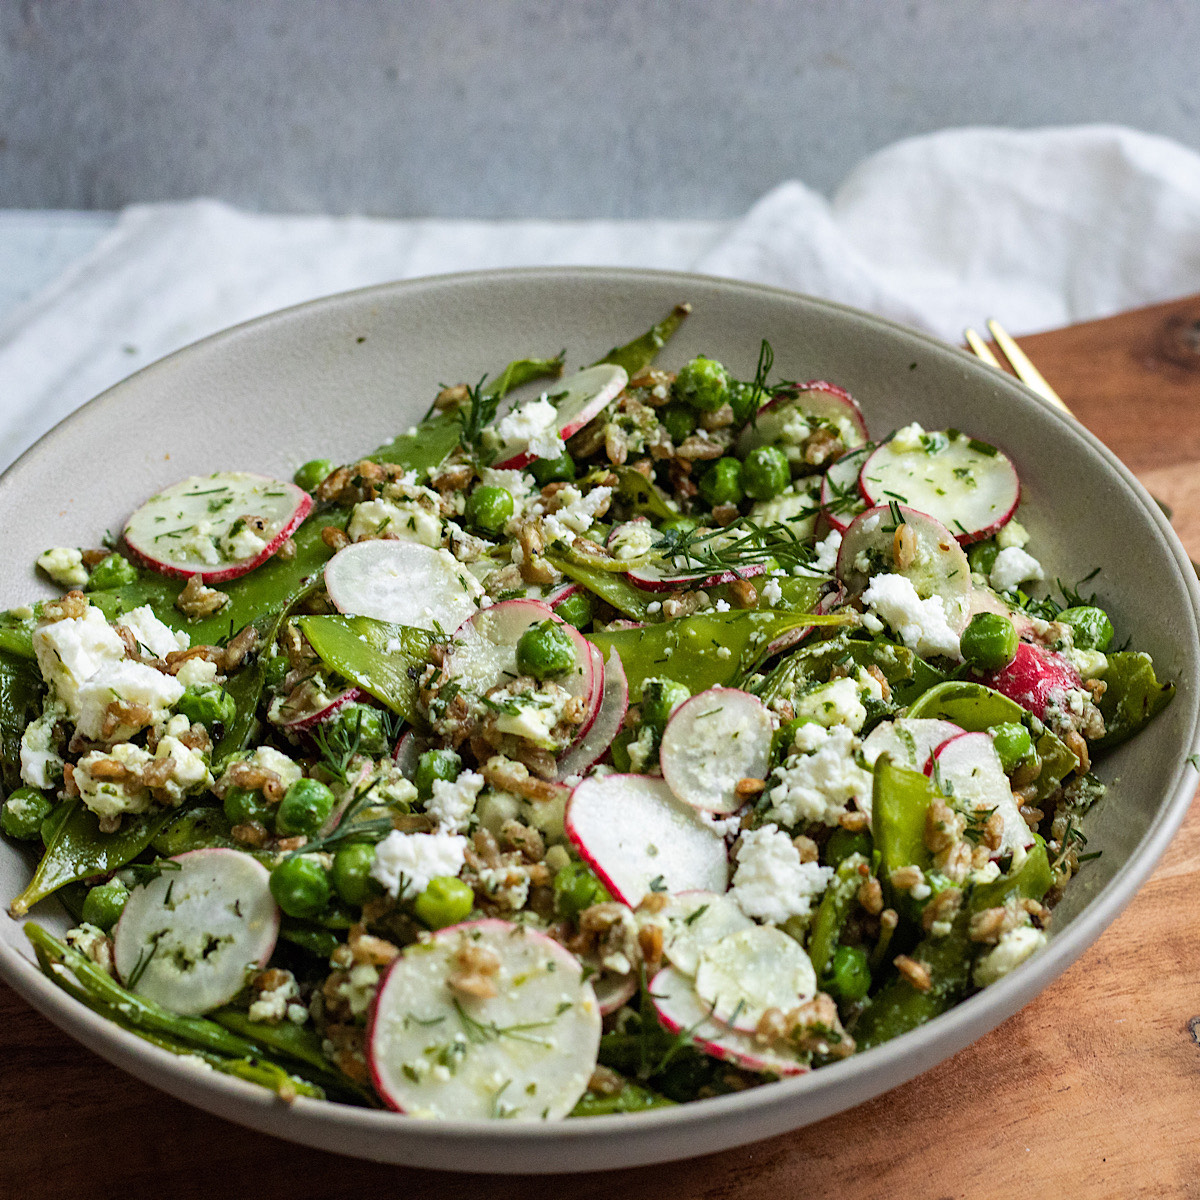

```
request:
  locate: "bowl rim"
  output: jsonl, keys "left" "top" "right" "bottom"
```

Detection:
{"left": 2, "top": 265, "right": 1198, "bottom": 1163}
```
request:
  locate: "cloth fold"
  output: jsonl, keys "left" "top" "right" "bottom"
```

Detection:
{"left": 3, "top": 123, "right": 1200, "bottom": 471}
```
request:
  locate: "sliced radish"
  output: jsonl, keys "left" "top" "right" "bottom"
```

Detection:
{"left": 275, "top": 685, "right": 363, "bottom": 731}
{"left": 836, "top": 504, "right": 972, "bottom": 633}
{"left": 546, "top": 582, "right": 582, "bottom": 609}
{"left": 124, "top": 472, "right": 312, "bottom": 583}
{"left": 556, "top": 649, "right": 627, "bottom": 782}
{"left": 367, "top": 919, "right": 600, "bottom": 1120}
{"left": 112, "top": 848, "right": 279, "bottom": 1017}
{"left": 659, "top": 688, "right": 772, "bottom": 815}
{"left": 606, "top": 518, "right": 656, "bottom": 563}
{"left": 978, "top": 641, "right": 1083, "bottom": 721}
{"left": 694, "top": 925, "right": 818, "bottom": 1033}
{"left": 763, "top": 584, "right": 845, "bottom": 657}
{"left": 659, "top": 891, "right": 754, "bottom": 977}
{"left": 625, "top": 559, "right": 768, "bottom": 593}
{"left": 392, "top": 730, "right": 429, "bottom": 777}
{"left": 820, "top": 445, "right": 872, "bottom": 533}
{"left": 325, "top": 540, "right": 483, "bottom": 633}
{"left": 736, "top": 381, "right": 868, "bottom": 466}
{"left": 591, "top": 968, "right": 638, "bottom": 1016}
{"left": 493, "top": 364, "right": 628, "bottom": 469}
{"left": 861, "top": 717, "right": 964, "bottom": 775}
{"left": 565, "top": 775, "right": 729, "bottom": 907}
{"left": 859, "top": 430, "right": 1020, "bottom": 544}
{"left": 929, "top": 731, "right": 1034, "bottom": 857}
{"left": 650, "top": 966, "right": 808, "bottom": 1077}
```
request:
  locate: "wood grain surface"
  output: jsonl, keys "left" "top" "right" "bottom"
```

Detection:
{"left": 4, "top": 295, "right": 1200, "bottom": 1200}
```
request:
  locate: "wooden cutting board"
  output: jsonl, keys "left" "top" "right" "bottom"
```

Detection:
{"left": 4, "top": 295, "right": 1200, "bottom": 1200}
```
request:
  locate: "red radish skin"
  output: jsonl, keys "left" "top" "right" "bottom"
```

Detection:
{"left": 546, "top": 582, "right": 582, "bottom": 609}
{"left": 556, "top": 648, "right": 627, "bottom": 782}
{"left": 277, "top": 686, "right": 363, "bottom": 732}
{"left": 592, "top": 971, "right": 638, "bottom": 1015}
{"left": 764, "top": 585, "right": 846, "bottom": 657}
{"left": 979, "top": 642, "right": 1083, "bottom": 720}
{"left": 819, "top": 445, "right": 872, "bottom": 534}
{"left": 626, "top": 560, "right": 768, "bottom": 593}
{"left": 736, "top": 381, "right": 869, "bottom": 462}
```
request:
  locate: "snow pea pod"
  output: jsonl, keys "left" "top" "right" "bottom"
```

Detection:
{"left": 0, "top": 650, "right": 43, "bottom": 790}
{"left": 755, "top": 631, "right": 916, "bottom": 707}
{"left": 211, "top": 1006, "right": 338, "bottom": 1076}
{"left": 545, "top": 553, "right": 656, "bottom": 620}
{"left": 807, "top": 852, "right": 870, "bottom": 980}
{"left": 593, "top": 303, "right": 691, "bottom": 376}
{"left": 570, "top": 1079, "right": 675, "bottom": 1116}
{"left": 872, "top": 755, "right": 937, "bottom": 881}
{"left": 9, "top": 800, "right": 176, "bottom": 916}
{"left": 295, "top": 614, "right": 432, "bottom": 725}
{"left": 1094, "top": 651, "right": 1175, "bottom": 750}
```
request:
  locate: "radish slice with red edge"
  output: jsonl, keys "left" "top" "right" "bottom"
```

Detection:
{"left": 492, "top": 364, "right": 628, "bottom": 469}
{"left": 978, "top": 641, "right": 1083, "bottom": 721}
{"left": 546, "top": 582, "right": 582, "bottom": 609}
{"left": 565, "top": 774, "right": 728, "bottom": 906}
{"left": 367, "top": 919, "right": 600, "bottom": 1119}
{"left": 763, "top": 585, "right": 844, "bottom": 657}
{"left": 929, "top": 731, "right": 1034, "bottom": 857}
{"left": 556, "top": 648, "right": 627, "bottom": 782}
{"left": 861, "top": 717, "right": 964, "bottom": 778}
{"left": 736, "top": 381, "right": 868, "bottom": 465}
{"left": 694, "top": 925, "right": 818, "bottom": 1033}
{"left": 650, "top": 966, "right": 808, "bottom": 1077}
{"left": 660, "top": 891, "right": 754, "bottom": 977}
{"left": 858, "top": 429, "right": 1020, "bottom": 544}
{"left": 660, "top": 688, "right": 772, "bottom": 814}
{"left": 606, "top": 518, "right": 655, "bottom": 563}
{"left": 124, "top": 472, "right": 312, "bottom": 583}
{"left": 820, "top": 445, "right": 872, "bottom": 533}
{"left": 275, "top": 685, "right": 363, "bottom": 731}
{"left": 625, "top": 559, "right": 768, "bottom": 593}
{"left": 325, "top": 540, "right": 482, "bottom": 633}
{"left": 590, "top": 968, "right": 638, "bottom": 1016}
{"left": 836, "top": 504, "right": 972, "bottom": 633}
{"left": 112, "top": 848, "right": 279, "bottom": 1017}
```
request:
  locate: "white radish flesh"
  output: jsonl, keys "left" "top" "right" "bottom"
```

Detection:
{"left": 820, "top": 445, "right": 872, "bottom": 533}
{"left": 591, "top": 969, "right": 638, "bottom": 1016}
{"left": 650, "top": 966, "right": 808, "bottom": 1077}
{"left": 736, "top": 381, "right": 868, "bottom": 465}
{"left": 324, "top": 540, "right": 483, "bottom": 633}
{"left": 624, "top": 560, "right": 767, "bottom": 593}
{"left": 493, "top": 364, "right": 628, "bottom": 469}
{"left": 112, "top": 848, "right": 279, "bottom": 1017}
{"left": 276, "top": 685, "right": 363, "bottom": 731}
{"left": 124, "top": 472, "right": 312, "bottom": 583}
{"left": 858, "top": 430, "right": 1020, "bottom": 544}
{"left": 367, "top": 919, "right": 600, "bottom": 1120}
{"left": 861, "top": 717, "right": 964, "bottom": 774}
{"left": 659, "top": 891, "right": 755, "bottom": 977}
{"left": 556, "top": 648, "right": 627, "bottom": 782}
{"left": 694, "top": 926, "right": 818, "bottom": 1033}
{"left": 565, "top": 774, "right": 728, "bottom": 907}
{"left": 930, "top": 731, "right": 1034, "bottom": 857}
{"left": 659, "top": 688, "right": 773, "bottom": 814}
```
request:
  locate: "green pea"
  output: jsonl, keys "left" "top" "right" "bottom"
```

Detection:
{"left": 294, "top": 458, "right": 334, "bottom": 492}
{"left": 176, "top": 683, "right": 236, "bottom": 730}
{"left": 741, "top": 445, "right": 790, "bottom": 501}
{"left": 270, "top": 856, "right": 332, "bottom": 919}
{"left": 263, "top": 654, "right": 289, "bottom": 686}
{"left": 516, "top": 619, "right": 577, "bottom": 680}
{"left": 673, "top": 356, "right": 730, "bottom": 413}
{"left": 727, "top": 380, "right": 760, "bottom": 425}
{"left": 660, "top": 404, "right": 696, "bottom": 444}
{"left": 697, "top": 457, "right": 744, "bottom": 507}
{"left": 1058, "top": 605, "right": 1115, "bottom": 651}
{"left": 824, "top": 827, "right": 873, "bottom": 868}
{"left": 413, "top": 875, "right": 475, "bottom": 929}
{"left": 658, "top": 515, "right": 699, "bottom": 536}
{"left": 825, "top": 944, "right": 872, "bottom": 1002}
{"left": 415, "top": 748, "right": 462, "bottom": 800}
{"left": 991, "top": 722, "right": 1034, "bottom": 773}
{"left": 553, "top": 861, "right": 609, "bottom": 921}
{"left": 81, "top": 881, "right": 130, "bottom": 931}
{"left": 960, "top": 612, "right": 1019, "bottom": 670}
{"left": 1, "top": 787, "right": 53, "bottom": 841}
{"left": 465, "top": 485, "right": 515, "bottom": 536}
{"left": 223, "top": 785, "right": 272, "bottom": 828}
{"left": 323, "top": 703, "right": 390, "bottom": 756}
{"left": 276, "top": 777, "right": 337, "bottom": 837}
{"left": 530, "top": 450, "right": 576, "bottom": 486}
{"left": 331, "top": 842, "right": 377, "bottom": 906}
{"left": 640, "top": 677, "right": 691, "bottom": 737}
{"left": 554, "top": 590, "right": 594, "bottom": 631}
{"left": 967, "top": 540, "right": 999, "bottom": 577}
{"left": 84, "top": 553, "right": 137, "bottom": 592}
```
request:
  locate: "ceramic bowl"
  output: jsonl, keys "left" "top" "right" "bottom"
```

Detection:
{"left": 1, "top": 268, "right": 1197, "bottom": 1172}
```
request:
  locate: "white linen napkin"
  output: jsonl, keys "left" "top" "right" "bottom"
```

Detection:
{"left": 3, "top": 123, "right": 1200, "bottom": 471}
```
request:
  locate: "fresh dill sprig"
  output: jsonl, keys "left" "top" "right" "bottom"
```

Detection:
{"left": 456, "top": 374, "right": 500, "bottom": 457}
{"left": 651, "top": 517, "right": 817, "bottom": 577}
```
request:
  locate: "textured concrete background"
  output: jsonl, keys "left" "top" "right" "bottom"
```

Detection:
{"left": 3, "top": 0, "right": 1198, "bottom": 218}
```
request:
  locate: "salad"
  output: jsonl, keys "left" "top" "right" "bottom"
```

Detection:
{"left": 2, "top": 304, "right": 1175, "bottom": 1120}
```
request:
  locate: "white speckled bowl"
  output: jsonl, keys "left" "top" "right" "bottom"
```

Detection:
{"left": 1, "top": 269, "right": 1197, "bottom": 1172}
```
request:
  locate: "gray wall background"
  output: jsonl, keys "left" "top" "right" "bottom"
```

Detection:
{"left": 3, "top": 0, "right": 1199, "bottom": 218}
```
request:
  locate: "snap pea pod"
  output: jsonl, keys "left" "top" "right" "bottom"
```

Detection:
{"left": 10, "top": 801, "right": 176, "bottom": 916}
{"left": 545, "top": 553, "right": 656, "bottom": 620}
{"left": 754, "top": 632, "right": 917, "bottom": 706}
{"left": 0, "top": 650, "right": 43, "bottom": 790}
{"left": 570, "top": 1079, "right": 675, "bottom": 1116}
{"left": 1094, "top": 651, "right": 1175, "bottom": 750}
{"left": 807, "top": 852, "right": 870, "bottom": 980}
{"left": 593, "top": 303, "right": 691, "bottom": 376}
{"left": 211, "top": 1007, "right": 341, "bottom": 1076}
{"left": 589, "top": 610, "right": 854, "bottom": 699}
{"left": 295, "top": 615, "right": 432, "bottom": 725}
{"left": 150, "top": 805, "right": 237, "bottom": 857}
{"left": 278, "top": 923, "right": 341, "bottom": 959}
{"left": 871, "top": 755, "right": 938, "bottom": 881}
{"left": 369, "top": 354, "right": 565, "bottom": 472}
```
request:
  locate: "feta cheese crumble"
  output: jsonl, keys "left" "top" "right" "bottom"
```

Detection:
{"left": 989, "top": 546, "right": 1045, "bottom": 593}
{"left": 730, "top": 824, "right": 833, "bottom": 924}
{"left": 765, "top": 723, "right": 874, "bottom": 826}
{"left": 793, "top": 677, "right": 867, "bottom": 732}
{"left": 117, "top": 605, "right": 190, "bottom": 660}
{"left": 495, "top": 396, "right": 562, "bottom": 461}
{"left": 427, "top": 770, "right": 484, "bottom": 832}
{"left": 861, "top": 572, "right": 962, "bottom": 660}
{"left": 370, "top": 830, "right": 468, "bottom": 899}
{"left": 37, "top": 547, "right": 88, "bottom": 587}
{"left": 973, "top": 925, "right": 1048, "bottom": 987}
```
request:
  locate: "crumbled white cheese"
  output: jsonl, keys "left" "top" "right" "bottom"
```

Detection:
{"left": 248, "top": 972, "right": 300, "bottom": 1024}
{"left": 19, "top": 708, "right": 64, "bottom": 789}
{"left": 714, "top": 599, "right": 731, "bottom": 613}
{"left": 175, "top": 657, "right": 219, "bottom": 688}
{"left": 348, "top": 498, "right": 443, "bottom": 547}
{"left": 760, "top": 577, "right": 783, "bottom": 607}
{"left": 32, "top": 605, "right": 127, "bottom": 715}
{"left": 730, "top": 824, "right": 833, "bottom": 924}
{"left": 609, "top": 522, "right": 656, "bottom": 561}
{"left": 150, "top": 735, "right": 213, "bottom": 802}
{"left": 765, "top": 724, "right": 874, "bottom": 826}
{"left": 495, "top": 396, "right": 562, "bottom": 460}
{"left": 794, "top": 677, "right": 867, "bottom": 732}
{"left": 861, "top": 573, "right": 962, "bottom": 660}
{"left": 749, "top": 476, "right": 821, "bottom": 534}
{"left": 1064, "top": 647, "right": 1108, "bottom": 678}
{"left": 995, "top": 519, "right": 1030, "bottom": 550}
{"left": 243, "top": 745, "right": 303, "bottom": 790}
{"left": 973, "top": 925, "right": 1048, "bottom": 987}
{"left": 219, "top": 521, "right": 268, "bottom": 561}
{"left": 888, "top": 422, "right": 926, "bottom": 452}
{"left": 626, "top": 724, "right": 658, "bottom": 774}
{"left": 476, "top": 863, "right": 531, "bottom": 910}
{"left": 37, "top": 547, "right": 88, "bottom": 587}
{"left": 479, "top": 468, "right": 536, "bottom": 502}
{"left": 370, "top": 830, "right": 468, "bottom": 898}
{"left": 490, "top": 681, "right": 573, "bottom": 749}
{"left": 74, "top": 660, "right": 185, "bottom": 740}
{"left": 989, "top": 547, "right": 1045, "bottom": 593}
{"left": 117, "top": 605, "right": 189, "bottom": 660}
{"left": 541, "top": 485, "right": 612, "bottom": 543}
{"left": 811, "top": 529, "right": 842, "bottom": 574}
{"left": 74, "top": 743, "right": 154, "bottom": 818}
{"left": 427, "top": 770, "right": 484, "bottom": 833}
